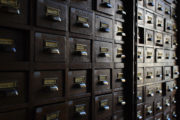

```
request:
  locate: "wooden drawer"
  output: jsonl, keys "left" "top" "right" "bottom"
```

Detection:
{"left": 145, "top": 29, "right": 154, "bottom": 46}
{"left": 137, "top": 68, "right": 144, "bottom": 85}
{"left": 165, "top": 19, "right": 172, "bottom": 33}
{"left": 94, "top": 41, "right": 112, "bottom": 63}
{"left": 144, "top": 102, "right": 154, "bottom": 118}
{"left": 137, "top": 47, "right": 144, "bottom": 63}
{"left": 164, "top": 50, "right": 171, "bottom": 63}
{"left": 70, "top": 8, "right": 93, "bottom": 35}
{"left": 137, "top": 104, "right": 144, "bottom": 120}
{"left": 164, "top": 67, "right": 171, "bottom": 80}
{"left": 36, "top": 0, "right": 67, "bottom": 31}
{"left": 155, "top": 32, "right": 163, "bottom": 46}
{"left": 163, "top": 96, "right": 171, "bottom": 111}
{"left": 164, "top": 34, "right": 172, "bottom": 49}
{"left": 154, "top": 67, "right": 163, "bottom": 82}
{"left": 0, "top": 28, "right": 27, "bottom": 62}
{"left": 145, "top": 67, "right": 154, "bottom": 83}
{"left": 154, "top": 99, "right": 163, "bottom": 114}
{"left": 164, "top": 3, "right": 171, "bottom": 18}
{"left": 113, "top": 111, "right": 124, "bottom": 120}
{"left": 96, "top": 0, "right": 115, "bottom": 15}
{"left": 156, "top": 16, "right": 164, "bottom": 31}
{"left": 137, "top": 87, "right": 144, "bottom": 104}
{"left": 145, "top": 85, "right": 155, "bottom": 101}
{"left": 154, "top": 113, "right": 163, "bottom": 120}
{"left": 35, "top": 103, "right": 67, "bottom": 120}
{"left": 68, "top": 70, "right": 89, "bottom": 96}
{"left": 114, "top": 44, "right": 125, "bottom": 63}
{"left": 94, "top": 69, "right": 111, "bottom": 93}
{"left": 95, "top": 94, "right": 112, "bottom": 120}
{"left": 156, "top": 0, "right": 164, "bottom": 15}
{"left": 145, "top": 47, "right": 154, "bottom": 63}
{"left": 154, "top": 84, "right": 162, "bottom": 98}
{"left": 114, "top": 21, "right": 126, "bottom": 43}
{"left": 0, "top": 0, "right": 28, "bottom": 25}
{"left": 166, "top": 81, "right": 177, "bottom": 95}
{"left": 113, "top": 69, "right": 125, "bottom": 90}
{"left": 171, "top": 106, "right": 177, "bottom": 120}
{"left": 171, "top": 95, "right": 177, "bottom": 105}
{"left": 32, "top": 71, "right": 64, "bottom": 101}
{"left": 163, "top": 111, "right": 172, "bottom": 120}
{"left": 0, "top": 109, "right": 27, "bottom": 120}
{"left": 171, "top": 50, "right": 177, "bottom": 62}
{"left": 0, "top": 72, "right": 26, "bottom": 106}
{"left": 145, "top": 0, "right": 155, "bottom": 11}
{"left": 95, "top": 15, "right": 113, "bottom": 40}
{"left": 138, "top": 8, "right": 144, "bottom": 25}
{"left": 173, "top": 66, "right": 179, "bottom": 79}
{"left": 155, "top": 49, "right": 164, "bottom": 63}
{"left": 115, "top": 0, "right": 126, "bottom": 20}
{"left": 69, "top": 38, "right": 91, "bottom": 64}
{"left": 35, "top": 33, "right": 66, "bottom": 62}
{"left": 114, "top": 91, "right": 126, "bottom": 113}
{"left": 68, "top": 98, "right": 90, "bottom": 120}
{"left": 172, "top": 36, "right": 178, "bottom": 49}
{"left": 138, "top": 0, "right": 144, "bottom": 6}
{"left": 70, "top": 0, "right": 91, "bottom": 10}
{"left": 145, "top": 11, "right": 154, "bottom": 28}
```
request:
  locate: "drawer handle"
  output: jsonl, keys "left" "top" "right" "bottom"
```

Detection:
{"left": 156, "top": 74, "right": 162, "bottom": 78}
{"left": 166, "top": 103, "right": 170, "bottom": 107}
{"left": 174, "top": 86, "right": 178, "bottom": 90}
{"left": 147, "top": 20, "right": 152, "bottom": 24}
{"left": 100, "top": 22, "right": 110, "bottom": 32}
{"left": 46, "top": 48, "right": 60, "bottom": 54}
{"left": 117, "top": 54, "right": 126, "bottom": 58}
{"left": 0, "top": 38, "right": 16, "bottom": 53}
{"left": 147, "top": 110, "right": 152, "bottom": 115}
{"left": 75, "top": 83, "right": 86, "bottom": 88}
{"left": 165, "top": 73, "right": 170, "bottom": 77}
{"left": 102, "top": 105, "right": 110, "bottom": 110}
{"left": 100, "top": 27, "right": 110, "bottom": 32}
{"left": 99, "top": 80, "right": 109, "bottom": 85}
{"left": 137, "top": 96, "right": 142, "bottom": 100}
{"left": 156, "top": 39, "right": 161, "bottom": 43}
{"left": 118, "top": 78, "right": 126, "bottom": 83}
{"left": 2, "top": 89, "right": 19, "bottom": 96}
{"left": 147, "top": 37, "right": 153, "bottom": 41}
{"left": 77, "top": 111, "right": 87, "bottom": 116}
{"left": 175, "top": 71, "right": 179, "bottom": 75}
{"left": 173, "top": 42, "right": 178, "bottom": 46}
{"left": 148, "top": 2, "right": 154, "bottom": 6}
{"left": 77, "top": 22, "right": 89, "bottom": 28}
{"left": 117, "top": 32, "right": 126, "bottom": 36}
{"left": 158, "top": 6, "right": 163, "bottom": 11}
{"left": 173, "top": 113, "right": 177, "bottom": 118}
{"left": 117, "top": 9, "right": 126, "bottom": 15}
{"left": 77, "top": 16, "right": 89, "bottom": 28}
{"left": 100, "top": 53, "right": 110, "bottom": 57}
{"left": 101, "top": 2, "right": 112, "bottom": 8}
{"left": 119, "top": 101, "right": 126, "bottom": 105}
{"left": 157, "top": 56, "right": 162, "bottom": 59}
{"left": 148, "top": 93, "right": 154, "bottom": 97}
{"left": 156, "top": 90, "right": 162, "bottom": 94}
{"left": 168, "top": 88, "right": 173, "bottom": 92}
{"left": 45, "top": 85, "right": 59, "bottom": 92}
{"left": 138, "top": 15, "right": 143, "bottom": 20}
{"left": 137, "top": 76, "right": 143, "bottom": 81}
{"left": 137, "top": 115, "right": 142, "bottom": 120}
{"left": 157, "top": 23, "right": 162, "bottom": 27}
{"left": 173, "top": 100, "right": 177, "bottom": 104}
{"left": 157, "top": 106, "right": 162, "bottom": 110}
{"left": 146, "top": 75, "right": 153, "bottom": 79}
{"left": 172, "top": 56, "right": 178, "bottom": 60}
{"left": 167, "top": 26, "right": 172, "bottom": 30}
{"left": 165, "top": 10, "right": 170, "bottom": 15}
{"left": 46, "top": 7, "right": 61, "bottom": 22}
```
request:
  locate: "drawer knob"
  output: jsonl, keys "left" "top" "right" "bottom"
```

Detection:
{"left": 173, "top": 113, "right": 177, "bottom": 118}
{"left": 77, "top": 22, "right": 90, "bottom": 28}
{"left": 47, "top": 48, "right": 60, "bottom": 54}
{"left": 158, "top": 7, "right": 163, "bottom": 11}
{"left": 147, "top": 20, "right": 152, "bottom": 24}
{"left": 77, "top": 111, "right": 87, "bottom": 116}
{"left": 137, "top": 55, "right": 143, "bottom": 59}
{"left": 101, "top": 2, "right": 112, "bottom": 8}
{"left": 168, "top": 88, "right": 173, "bottom": 92}
{"left": 49, "top": 16, "right": 62, "bottom": 22}
{"left": 165, "top": 11, "right": 170, "bottom": 15}
{"left": 148, "top": 2, "right": 154, "bottom": 6}
{"left": 148, "top": 93, "right": 154, "bottom": 97}
{"left": 5, "top": 89, "right": 19, "bottom": 96}
{"left": 100, "top": 53, "right": 110, "bottom": 57}
{"left": 117, "top": 10, "right": 126, "bottom": 15}
{"left": 166, "top": 103, "right": 170, "bottom": 107}
{"left": 117, "top": 32, "right": 126, "bottom": 37}
{"left": 76, "top": 51, "right": 88, "bottom": 56}
{"left": 117, "top": 54, "right": 126, "bottom": 58}
{"left": 100, "top": 27, "right": 110, "bottom": 32}
{"left": 99, "top": 80, "right": 109, "bottom": 85}
{"left": 157, "top": 106, "right": 162, "bottom": 110}
{"left": 156, "top": 40, "right": 161, "bottom": 43}
{"left": 137, "top": 115, "right": 142, "bottom": 120}
{"left": 102, "top": 105, "right": 110, "bottom": 111}
{"left": 120, "top": 78, "right": 126, "bottom": 83}
{"left": 157, "top": 23, "right": 162, "bottom": 27}
{"left": 147, "top": 37, "right": 153, "bottom": 41}
{"left": 147, "top": 110, "right": 152, "bottom": 115}
{"left": 156, "top": 74, "right": 162, "bottom": 78}
{"left": 156, "top": 90, "right": 162, "bottom": 94}
{"left": 120, "top": 101, "right": 126, "bottom": 105}
{"left": 45, "top": 85, "right": 59, "bottom": 92}
{"left": 138, "top": 16, "right": 143, "bottom": 20}
{"left": 76, "top": 83, "right": 86, "bottom": 88}
{"left": 137, "top": 96, "right": 142, "bottom": 100}
{"left": 167, "top": 26, "right": 172, "bottom": 30}
{"left": 173, "top": 14, "right": 177, "bottom": 19}
{"left": 174, "top": 86, "right": 178, "bottom": 90}
{"left": 146, "top": 56, "right": 152, "bottom": 59}
{"left": 173, "top": 42, "right": 178, "bottom": 46}
{"left": 166, "top": 73, "right": 170, "bottom": 77}
{"left": 173, "top": 100, "right": 176, "bottom": 104}
{"left": 146, "top": 75, "right": 153, "bottom": 79}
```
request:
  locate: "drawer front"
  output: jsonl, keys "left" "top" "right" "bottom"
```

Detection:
{"left": 145, "top": 47, "right": 154, "bottom": 63}
{"left": 163, "top": 111, "right": 172, "bottom": 120}
{"left": 35, "top": 33, "right": 66, "bottom": 62}
{"left": 68, "top": 70, "right": 89, "bottom": 96}
{"left": 164, "top": 34, "right": 172, "bottom": 48}
{"left": 137, "top": 104, "right": 144, "bottom": 120}
{"left": 137, "top": 87, "right": 143, "bottom": 104}
{"left": 171, "top": 8, "right": 177, "bottom": 19}
{"left": 69, "top": 38, "right": 91, "bottom": 63}
{"left": 154, "top": 113, "right": 163, "bottom": 120}
{"left": 145, "top": 29, "right": 154, "bottom": 46}
{"left": 164, "top": 50, "right": 171, "bottom": 62}
{"left": 163, "top": 97, "right": 171, "bottom": 110}
{"left": 154, "top": 67, "right": 163, "bottom": 82}
{"left": 137, "top": 68, "right": 144, "bottom": 85}
{"left": 70, "top": 8, "right": 93, "bottom": 35}
{"left": 154, "top": 99, "right": 163, "bottom": 114}
{"left": 114, "top": 91, "right": 126, "bottom": 112}
{"left": 155, "top": 32, "right": 163, "bottom": 46}
{"left": 114, "top": 21, "right": 126, "bottom": 43}
{"left": 145, "top": 0, "right": 155, "bottom": 11}
{"left": 145, "top": 12, "right": 154, "bottom": 28}
{"left": 173, "top": 66, "right": 179, "bottom": 79}
{"left": 94, "top": 69, "right": 111, "bottom": 92}
{"left": 0, "top": 0, "right": 27, "bottom": 25}
{"left": 95, "top": 15, "right": 113, "bottom": 39}
{"left": 171, "top": 106, "right": 177, "bottom": 120}
{"left": 145, "top": 85, "right": 155, "bottom": 101}
{"left": 35, "top": 103, "right": 67, "bottom": 120}
{"left": 166, "top": 81, "right": 177, "bottom": 95}
{"left": 172, "top": 19, "right": 177, "bottom": 33}
{"left": 68, "top": 98, "right": 90, "bottom": 120}
{"left": 154, "top": 84, "right": 162, "bottom": 97}
{"left": 145, "top": 67, "right": 154, "bottom": 84}
{"left": 0, "top": 72, "right": 26, "bottom": 106}
{"left": 172, "top": 36, "right": 178, "bottom": 49}
{"left": 96, "top": 0, "right": 115, "bottom": 15}
{"left": 114, "top": 44, "right": 125, "bottom": 63}
{"left": 137, "top": 47, "right": 144, "bottom": 63}
{"left": 164, "top": 4, "right": 171, "bottom": 18}
{"left": 171, "top": 51, "right": 177, "bottom": 61}
{"left": 94, "top": 41, "right": 112, "bottom": 63}
{"left": 164, "top": 67, "right": 171, "bottom": 80}
{"left": 36, "top": 0, "right": 67, "bottom": 31}
{"left": 0, "top": 28, "right": 26, "bottom": 62}
{"left": 138, "top": 8, "right": 144, "bottom": 25}
{"left": 32, "top": 71, "right": 63, "bottom": 100}
{"left": 165, "top": 20, "right": 172, "bottom": 33}
{"left": 138, "top": 0, "right": 144, "bottom": 6}
{"left": 171, "top": 96, "right": 176, "bottom": 105}
{"left": 155, "top": 49, "right": 164, "bottom": 63}
{"left": 70, "top": 0, "right": 91, "bottom": 10}
{"left": 95, "top": 94, "right": 112, "bottom": 120}
{"left": 115, "top": 0, "right": 126, "bottom": 20}
{"left": 0, "top": 109, "right": 27, "bottom": 120}
{"left": 156, "top": 0, "right": 164, "bottom": 15}
{"left": 113, "top": 111, "right": 124, "bottom": 120}
{"left": 156, "top": 16, "right": 164, "bottom": 31}
{"left": 113, "top": 69, "right": 125, "bottom": 90}
{"left": 144, "top": 102, "right": 154, "bottom": 118}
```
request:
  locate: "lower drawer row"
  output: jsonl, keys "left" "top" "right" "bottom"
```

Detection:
{"left": 0, "top": 94, "right": 125, "bottom": 120}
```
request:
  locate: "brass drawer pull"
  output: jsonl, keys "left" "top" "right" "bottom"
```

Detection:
{"left": 77, "top": 16, "right": 89, "bottom": 28}
{"left": 46, "top": 6, "right": 61, "bottom": 22}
